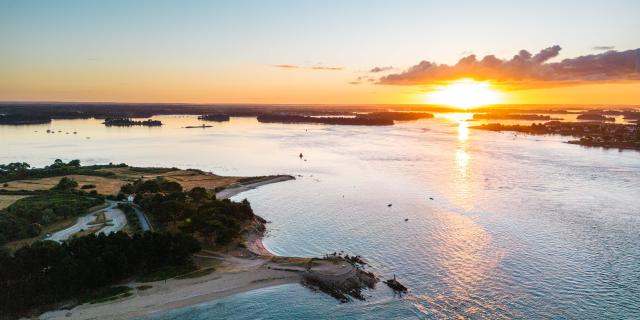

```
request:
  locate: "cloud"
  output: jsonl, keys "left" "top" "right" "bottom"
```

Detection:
{"left": 369, "top": 66, "right": 393, "bottom": 73}
{"left": 273, "top": 64, "right": 300, "bottom": 69}
{"left": 311, "top": 66, "right": 343, "bottom": 71}
{"left": 378, "top": 46, "right": 640, "bottom": 88}
{"left": 274, "top": 64, "right": 343, "bottom": 71}
{"left": 593, "top": 46, "right": 615, "bottom": 51}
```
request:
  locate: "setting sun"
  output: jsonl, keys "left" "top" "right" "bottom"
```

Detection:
{"left": 426, "top": 79, "right": 502, "bottom": 109}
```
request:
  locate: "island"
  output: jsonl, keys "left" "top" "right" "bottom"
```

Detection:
{"left": 576, "top": 113, "right": 616, "bottom": 121}
{"left": 102, "top": 118, "right": 162, "bottom": 127}
{"left": 0, "top": 114, "right": 52, "bottom": 125}
{"left": 470, "top": 121, "right": 640, "bottom": 150}
{"left": 472, "top": 113, "right": 559, "bottom": 121}
{"left": 0, "top": 160, "right": 380, "bottom": 320}
{"left": 256, "top": 112, "right": 434, "bottom": 126}
{"left": 198, "top": 114, "right": 230, "bottom": 122}
{"left": 257, "top": 114, "right": 394, "bottom": 126}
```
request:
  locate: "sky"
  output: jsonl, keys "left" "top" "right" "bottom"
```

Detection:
{"left": 1, "top": 0, "right": 639, "bottom": 105}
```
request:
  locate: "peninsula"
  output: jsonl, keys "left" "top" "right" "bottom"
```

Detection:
{"left": 471, "top": 121, "right": 640, "bottom": 150}
{"left": 0, "top": 160, "right": 379, "bottom": 320}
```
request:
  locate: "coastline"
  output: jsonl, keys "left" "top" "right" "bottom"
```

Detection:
{"left": 39, "top": 175, "right": 299, "bottom": 320}
{"left": 215, "top": 175, "right": 295, "bottom": 200}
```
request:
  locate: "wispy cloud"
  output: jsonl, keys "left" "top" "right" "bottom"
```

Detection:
{"left": 311, "top": 66, "right": 343, "bottom": 71}
{"left": 369, "top": 66, "right": 393, "bottom": 73}
{"left": 378, "top": 46, "right": 640, "bottom": 88}
{"left": 593, "top": 46, "right": 615, "bottom": 51}
{"left": 274, "top": 64, "right": 343, "bottom": 71}
{"left": 273, "top": 64, "right": 300, "bottom": 69}
{"left": 348, "top": 75, "right": 377, "bottom": 85}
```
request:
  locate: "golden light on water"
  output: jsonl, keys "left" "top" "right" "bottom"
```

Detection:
{"left": 426, "top": 79, "right": 502, "bottom": 109}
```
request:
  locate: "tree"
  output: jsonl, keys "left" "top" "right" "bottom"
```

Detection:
{"left": 188, "top": 187, "right": 208, "bottom": 203}
{"left": 53, "top": 177, "right": 78, "bottom": 190}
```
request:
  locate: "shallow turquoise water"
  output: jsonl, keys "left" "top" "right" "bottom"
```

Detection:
{"left": 2, "top": 115, "right": 639, "bottom": 319}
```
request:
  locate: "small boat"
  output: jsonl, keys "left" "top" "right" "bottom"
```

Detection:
{"left": 387, "top": 203, "right": 392, "bottom": 207}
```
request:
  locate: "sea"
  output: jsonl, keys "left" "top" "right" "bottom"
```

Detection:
{"left": 1, "top": 113, "right": 639, "bottom": 319}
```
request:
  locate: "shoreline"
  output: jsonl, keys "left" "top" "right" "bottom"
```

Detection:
{"left": 215, "top": 175, "right": 295, "bottom": 200}
{"left": 38, "top": 173, "right": 376, "bottom": 320}
{"left": 39, "top": 174, "right": 301, "bottom": 320}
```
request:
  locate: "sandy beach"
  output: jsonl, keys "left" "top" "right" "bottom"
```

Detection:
{"left": 39, "top": 254, "right": 301, "bottom": 320}
{"left": 37, "top": 174, "right": 367, "bottom": 320}
{"left": 215, "top": 175, "right": 295, "bottom": 200}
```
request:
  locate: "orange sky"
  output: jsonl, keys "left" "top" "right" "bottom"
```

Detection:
{"left": 1, "top": 1, "right": 639, "bottom": 106}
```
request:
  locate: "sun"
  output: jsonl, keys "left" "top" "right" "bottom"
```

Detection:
{"left": 426, "top": 79, "right": 502, "bottom": 109}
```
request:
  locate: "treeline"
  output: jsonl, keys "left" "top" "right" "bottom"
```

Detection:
{"left": 0, "top": 178, "right": 104, "bottom": 244}
{"left": 257, "top": 114, "right": 394, "bottom": 126}
{"left": 357, "top": 112, "right": 434, "bottom": 121}
{"left": 120, "top": 178, "right": 255, "bottom": 245}
{"left": 0, "top": 159, "right": 125, "bottom": 183}
{"left": 198, "top": 114, "right": 230, "bottom": 122}
{"left": 0, "top": 114, "right": 51, "bottom": 125}
{"left": 103, "top": 118, "right": 162, "bottom": 127}
{"left": 0, "top": 232, "right": 200, "bottom": 319}
{"left": 472, "top": 113, "right": 556, "bottom": 120}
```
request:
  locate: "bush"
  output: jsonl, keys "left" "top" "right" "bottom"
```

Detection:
{"left": 53, "top": 177, "right": 78, "bottom": 190}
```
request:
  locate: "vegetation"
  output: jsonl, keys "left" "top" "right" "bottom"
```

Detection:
{"left": 117, "top": 203, "right": 141, "bottom": 234}
{"left": 0, "top": 232, "right": 200, "bottom": 318}
{"left": 257, "top": 114, "right": 394, "bottom": 126}
{"left": 472, "top": 113, "right": 558, "bottom": 120}
{"left": 0, "top": 178, "right": 104, "bottom": 245}
{"left": 0, "top": 159, "right": 124, "bottom": 183}
{"left": 198, "top": 114, "right": 230, "bottom": 122}
{"left": 102, "top": 118, "right": 162, "bottom": 127}
{"left": 471, "top": 121, "right": 640, "bottom": 150}
{"left": 121, "top": 180, "right": 255, "bottom": 246}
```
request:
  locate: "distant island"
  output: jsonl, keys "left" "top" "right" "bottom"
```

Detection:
{"left": 198, "top": 114, "right": 230, "bottom": 122}
{"left": 471, "top": 121, "right": 640, "bottom": 150}
{"left": 0, "top": 160, "right": 380, "bottom": 319}
{"left": 257, "top": 114, "right": 394, "bottom": 126}
{"left": 576, "top": 114, "right": 616, "bottom": 121}
{"left": 103, "top": 118, "right": 162, "bottom": 127}
{"left": 472, "top": 113, "right": 560, "bottom": 121}
{"left": 0, "top": 114, "right": 52, "bottom": 125}
{"left": 184, "top": 124, "right": 214, "bottom": 129}
{"left": 257, "top": 112, "right": 433, "bottom": 126}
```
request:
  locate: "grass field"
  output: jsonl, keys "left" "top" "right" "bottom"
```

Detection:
{"left": 1, "top": 167, "right": 243, "bottom": 196}
{"left": 1, "top": 175, "right": 126, "bottom": 195}
{"left": 0, "top": 195, "right": 29, "bottom": 209}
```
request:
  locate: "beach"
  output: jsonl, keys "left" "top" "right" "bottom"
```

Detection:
{"left": 38, "top": 174, "right": 368, "bottom": 320}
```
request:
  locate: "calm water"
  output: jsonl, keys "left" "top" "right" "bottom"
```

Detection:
{"left": 1, "top": 115, "right": 639, "bottom": 319}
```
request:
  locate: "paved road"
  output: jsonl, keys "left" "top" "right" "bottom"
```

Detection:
{"left": 47, "top": 200, "right": 127, "bottom": 242}
{"left": 132, "top": 205, "right": 152, "bottom": 231}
